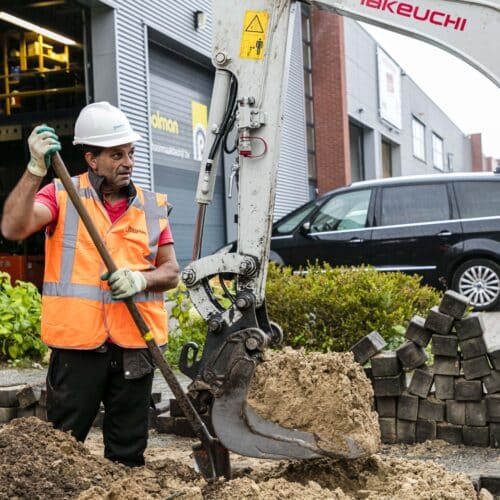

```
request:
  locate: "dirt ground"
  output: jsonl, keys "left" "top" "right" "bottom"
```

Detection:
{"left": 1, "top": 349, "right": 498, "bottom": 499}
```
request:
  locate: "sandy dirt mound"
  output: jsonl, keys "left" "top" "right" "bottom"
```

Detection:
{"left": 0, "top": 417, "right": 479, "bottom": 499}
{"left": 247, "top": 347, "right": 380, "bottom": 456}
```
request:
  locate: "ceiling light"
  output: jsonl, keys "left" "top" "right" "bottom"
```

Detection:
{"left": 0, "top": 11, "right": 76, "bottom": 45}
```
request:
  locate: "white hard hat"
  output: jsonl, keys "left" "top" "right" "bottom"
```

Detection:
{"left": 73, "top": 101, "right": 141, "bottom": 147}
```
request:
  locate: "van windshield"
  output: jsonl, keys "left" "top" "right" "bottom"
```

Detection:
{"left": 274, "top": 199, "right": 318, "bottom": 234}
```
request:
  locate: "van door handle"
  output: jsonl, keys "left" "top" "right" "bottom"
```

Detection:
{"left": 349, "top": 237, "right": 364, "bottom": 244}
{"left": 437, "top": 230, "right": 452, "bottom": 237}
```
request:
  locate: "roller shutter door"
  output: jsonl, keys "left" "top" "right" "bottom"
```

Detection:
{"left": 149, "top": 43, "right": 225, "bottom": 268}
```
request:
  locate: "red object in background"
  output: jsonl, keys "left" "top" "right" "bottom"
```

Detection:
{"left": 0, "top": 255, "right": 44, "bottom": 290}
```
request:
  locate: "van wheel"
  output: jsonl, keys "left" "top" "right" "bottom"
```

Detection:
{"left": 451, "top": 258, "right": 500, "bottom": 311}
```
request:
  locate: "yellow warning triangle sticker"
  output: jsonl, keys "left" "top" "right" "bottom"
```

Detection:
{"left": 245, "top": 14, "right": 264, "bottom": 33}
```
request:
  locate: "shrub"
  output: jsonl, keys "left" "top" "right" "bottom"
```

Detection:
{"left": 0, "top": 272, "right": 46, "bottom": 362}
{"left": 266, "top": 263, "right": 441, "bottom": 352}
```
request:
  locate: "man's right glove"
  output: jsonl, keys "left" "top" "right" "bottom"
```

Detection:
{"left": 101, "top": 268, "right": 147, "bottom": 300}
{"left": 27, "top": 125, "right": 61, "bottom": 177}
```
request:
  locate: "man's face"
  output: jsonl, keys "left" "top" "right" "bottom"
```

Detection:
{"left": 86, "top": 143, "right": 135, "bottom": 190}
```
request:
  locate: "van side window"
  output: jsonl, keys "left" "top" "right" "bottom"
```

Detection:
{"left": 454, "top": 181, "right": 500, "bottom": 219}
{"left": 380, "top": 184, "right": 449, "bottom": 226}
{"left": 310, "top": 189, "right": 371, "bottom": 232}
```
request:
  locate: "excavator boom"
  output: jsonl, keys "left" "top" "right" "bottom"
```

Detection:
{"left": 180, "top": 0, "right": 500, "bottom": 475}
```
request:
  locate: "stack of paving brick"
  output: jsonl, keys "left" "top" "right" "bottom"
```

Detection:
{"left": 351, "top": 290, "right": 500, "bottom": 447}
{"left": 156, "top": 397, "right": 213, "bottom": 437}
{"left": 0, "top": 383, "right": 46, "bottom": 425}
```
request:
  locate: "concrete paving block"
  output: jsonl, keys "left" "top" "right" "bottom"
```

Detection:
{"left": 373, "top": 372, "right": 406, "bottom": 397}
{"left": 436, "top": 423, "right": 463, "bottom": 445}
{"left": 489, "top": 423, "right": 500, "bottom": 448}
{"left": 16, "top": 385, "right": 41, "bottom": 409}
{"left": 446, "top": 400, "right": 467, "bottom": 425}
{"left": 379, "top": 418, "right": 397, "bottom": 444}
{"left": 483, "top": 370, "right": 500, "bottom": 394}
{"left": 364, "top": 367, "right": 373, "bottom": 380}
{"left": 433, "top": 356, "right": 461, "bottom": 377}
{"left": 17, "top": 407, "right": 36, "bottom": 418}
{"left": 479, "top": 475, "right": 500, "bottom": 496}
{"left": 397, "top": 419, "right": 416, "bottom": 444}
{"left": 350, "top": 331, "right": 387, "bottom": 365}
{"left": 486, "top": 394, "right": 500, "bottom": 423}
{"left": 466, "top": 401, "right": 488, "bottom": 427}
{"left": 434, "top": 375, "right": 455, "bottom": 400}
{"left": 425, "top": 306, "right": 454, "bottom": 335}
{"left": 416, "top": 420, "right": 437, "bottom": 443}
{"left": 0, "top": 407, "right": 17, "bottom": 423}
{"left": 460, "top": 336, "right": 487, "bottom": 360}
{"left": 35, "top": 404, "right": 47, "bottom": 421}
{"left": 371, "top": 351, "right": 401, "bottom": 377}
{"left": 151, "top": 392, "right": 162, "bottom": 404}
{"left": 439, "top": 290, "right": 469, "bottom": 319}
{"left": 376, "top": 397, "right": 397, "bottom": 418}
{"left": 396, "top": 341, "right": 428, "bottom": 371}
{"left": 462, "top": 355, "right": 491, "bottom": 380}
{"left": 463, "top": 426, "right": 490, "bottom": 447}
{"left": 408, "top": 368, "right": 434, "bottom": 398}
{"left": 0, "top": 384, "right": 27, "bottom": 407}
{"left": 397, "top": 393, "right": 419, "bottom": 421}
{"left": 455, "top": 378, "right": 483, "bottom": 401}
{"left": 455, "top": 313, "right": 485, "bottom": 341}
{"left": 431, "top": 335, "right": 459, "bottom": 357}
{"left": 418, "top": 398, "right": 445, "bottom": 422}
{"left": 488, "top": 350, "right": 500, "bottom": 371}
{"left": 405, "top": 315, "right": 432, "bottom": 347}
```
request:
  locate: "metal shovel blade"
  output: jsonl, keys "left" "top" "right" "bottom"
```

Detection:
{"left": 192, "top": 439, "right": 231, "bottom": 480}
{"left": 210, "top": 355, "right": 365, "bottom": 460}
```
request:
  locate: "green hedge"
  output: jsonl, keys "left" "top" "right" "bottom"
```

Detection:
{"left": 266, "top": 263, "right": 441, "bottom": 352}
{"left": 165, "top": 264, "right": 441, "bottom": 368}
{"left": 0, "top": 272, "right": 46, "bottom": 363}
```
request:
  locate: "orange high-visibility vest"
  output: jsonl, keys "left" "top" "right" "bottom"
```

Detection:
{"left": 41, "top": 172, "right": 169, "bottom": 349}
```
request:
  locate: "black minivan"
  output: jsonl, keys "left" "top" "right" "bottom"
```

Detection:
{"left": 222, "top": 172, "right": 500, "bottom": 311}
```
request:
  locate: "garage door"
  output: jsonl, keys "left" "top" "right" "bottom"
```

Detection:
{"left": 148, "top": 43, "right": 226, "bottom": 269}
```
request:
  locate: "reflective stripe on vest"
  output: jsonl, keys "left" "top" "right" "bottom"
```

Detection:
{"left": 41, "top": 173, "right": 169, "bottom": 349}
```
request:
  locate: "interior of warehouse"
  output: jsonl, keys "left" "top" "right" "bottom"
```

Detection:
{"left": 0, "top": 0, "right": 88, "bottom": 287}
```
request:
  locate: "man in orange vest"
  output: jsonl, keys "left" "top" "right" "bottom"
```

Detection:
{"left": 1, "top": 102, "right": 180, "bottom": 467}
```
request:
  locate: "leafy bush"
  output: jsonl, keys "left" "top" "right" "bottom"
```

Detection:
{"left": 0, "top": 272, "right": 46, "bottom": 362}
{"left": 165, "top": 283, "right": 207, "bottom": 368}
{"left": 266, "top": 263, "right": 441, "bottom": 352}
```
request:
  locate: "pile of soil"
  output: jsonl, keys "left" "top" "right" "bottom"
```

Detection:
{"left": 247, "top": 347, "right": 380, "bottom": 456}
{"left": 0, "top": 417, "right": 482, "bottom": 499}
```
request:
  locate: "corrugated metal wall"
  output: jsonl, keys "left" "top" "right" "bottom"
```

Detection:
{"left": 274, "top": 4, "right": 310, "bottom": 220}
{"left": 111, "top": 1, "right": 213, "bottom": 189}
{"left": 92, "top": 0, "right": 310, "bottom": 232}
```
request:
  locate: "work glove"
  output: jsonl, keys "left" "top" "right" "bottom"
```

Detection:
{"left": 27, "top": 125, "right": 61, "bottom": 177}
{"left": 101, "top": 268, "right": 147, "bottom": 300}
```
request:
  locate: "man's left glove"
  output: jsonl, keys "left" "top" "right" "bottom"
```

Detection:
{"left": 101, "top": 268, "right": 147, "bottom": 300}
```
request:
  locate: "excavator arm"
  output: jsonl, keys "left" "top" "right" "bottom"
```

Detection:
{"left": 179, "top": 0, "right": 500, "bottom": 473}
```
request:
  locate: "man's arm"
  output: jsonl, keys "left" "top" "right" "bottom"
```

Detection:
{"left": 1, "top": 125, "right": 61, "bottom": 241}
{"left": 1, "top": 171, "right": 53, "bottom": 240}
{"left": 143, "top": 243, "right": 180, "bottom": 292}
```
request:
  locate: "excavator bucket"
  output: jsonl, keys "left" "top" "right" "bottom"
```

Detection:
{"left": 181, "top": 323, "right": 367, "bottom": 462}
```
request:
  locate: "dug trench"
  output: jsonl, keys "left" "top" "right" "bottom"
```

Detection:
{"left": 0, "top": 349, "right": 495, "bottom": 499}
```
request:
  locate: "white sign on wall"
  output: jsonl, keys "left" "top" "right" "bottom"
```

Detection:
{"left": 377, "top": 47, "right": 402, "bottom": 130}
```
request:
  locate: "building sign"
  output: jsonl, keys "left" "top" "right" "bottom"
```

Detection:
{"left": 377, "top": 47, "right": 402, "bottom": 130}
{"left": 191, "top": 100, "right": 207, "bottom": 162}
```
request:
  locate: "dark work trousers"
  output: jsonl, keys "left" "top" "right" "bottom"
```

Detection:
{"left": 46, "top": 344, "right": 154, "bottom": 467}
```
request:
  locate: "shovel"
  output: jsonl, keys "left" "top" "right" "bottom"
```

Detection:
{"left": 51, "top": 152, "right": 230, "bottom": 480}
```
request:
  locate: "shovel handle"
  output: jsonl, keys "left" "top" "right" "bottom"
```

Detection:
{"left": 50, "top": 153, "right": 218, "bottom": 473}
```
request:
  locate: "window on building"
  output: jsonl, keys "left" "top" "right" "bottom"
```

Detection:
{"left": 412, "top": 117, "right": 426, "bottom": 161}
{"left": 432, "top": 133, "right": 444, "bottom": 170}
{"left": 301, "top": 6, "right": 316, "bottom": 182}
